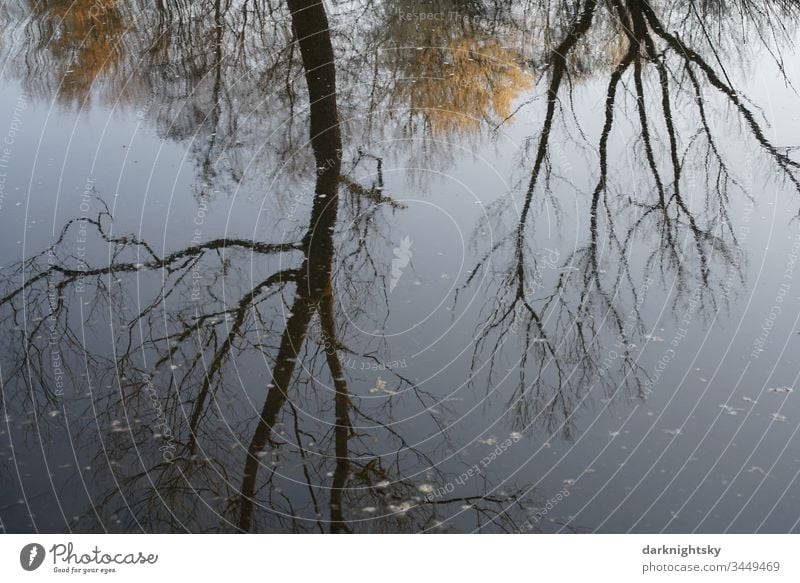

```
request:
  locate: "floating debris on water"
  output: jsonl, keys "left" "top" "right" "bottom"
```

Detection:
{"left": 387, "top": 501, "right": 413, "bottom": 515}
{"left": 368, "top": 377, "right": 397, "bottom": 395}
{"left": 719, "top": 404, "right": 742, "bottom": 416}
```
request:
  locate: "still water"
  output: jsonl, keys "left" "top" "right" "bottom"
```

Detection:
{"left": 2, "top": 0, "right": 800, "bottom": 533}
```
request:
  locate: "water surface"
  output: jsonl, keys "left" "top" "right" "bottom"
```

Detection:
{"left": 2, "top": 0, "right": 800, "bottom": 533}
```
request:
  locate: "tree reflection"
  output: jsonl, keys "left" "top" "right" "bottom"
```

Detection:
{"left": 9, "top": 0, "right": 129, "bottom": 106}
{"left": 1, "top": 0, "right": 531, "bottom": 533}
{"left": 2, "top": 0, "right": 800, "bottom": 533}
{"left": 464, "top": 0, "right": 800, "bottom": 436}
{"left": 383, "top": 1, "right": 534, "bottom": 138}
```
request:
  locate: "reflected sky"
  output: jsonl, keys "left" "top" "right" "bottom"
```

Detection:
{"left": 2, "top": 0, "right": 800, "bottom": 533}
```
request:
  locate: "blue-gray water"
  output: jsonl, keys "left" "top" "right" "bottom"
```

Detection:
{"left": 2, "top": 0, "right": 800, "bottom": 533}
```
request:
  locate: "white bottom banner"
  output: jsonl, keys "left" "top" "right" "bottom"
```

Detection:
{"left": 0, "top": 534, "right": 797, "bottom": 582}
